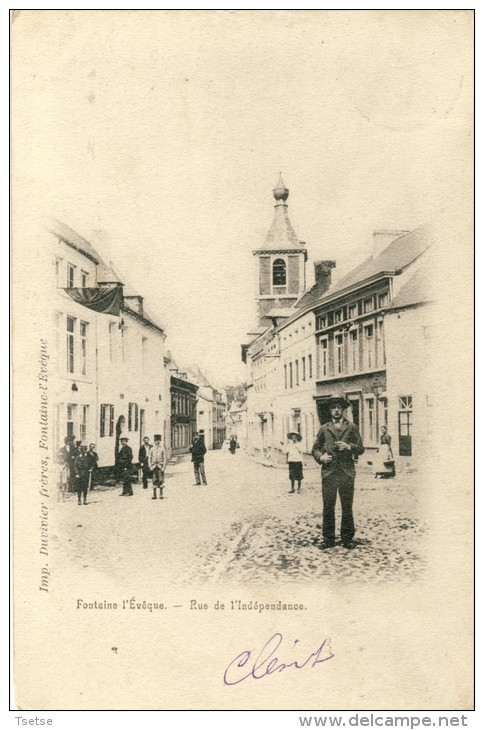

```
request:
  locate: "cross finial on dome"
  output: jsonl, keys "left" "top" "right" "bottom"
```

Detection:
{"left": 273, "top": 173, "right": 289, "bottom": 202}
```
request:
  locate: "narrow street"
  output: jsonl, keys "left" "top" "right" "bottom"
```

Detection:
{"left": 53, "top": 449, "right": 426, "bottom": 589}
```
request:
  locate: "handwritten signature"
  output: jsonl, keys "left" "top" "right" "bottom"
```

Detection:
{"left": 223, "top": 632, "right": 334, "bottom": 685}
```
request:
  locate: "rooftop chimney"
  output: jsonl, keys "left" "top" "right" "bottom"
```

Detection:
{"left": 123, "top": 295, "right": 144, "bottom": 316}
{"left": 314, "top": 260, "right": 336, "bottom": 295}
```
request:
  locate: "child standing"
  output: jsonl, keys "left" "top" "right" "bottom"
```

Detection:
{"left": 285, "top": 432, "right": 304, "bottom": 494}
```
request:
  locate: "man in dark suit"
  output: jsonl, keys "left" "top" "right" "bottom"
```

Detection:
{"left": 190, "top": 432, "right": 207, "bottom": 486}
{"left": 117, "top": 437, "right": 134, "bottom": 496}
{"left": 312, "top": 395, "right": 364, "bottom": 550}
{"left": 138, "top": 436, "right": 152, "bottom": 489}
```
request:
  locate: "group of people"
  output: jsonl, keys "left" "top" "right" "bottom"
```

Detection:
{"left": 284, "top": 394, "right": 395, "bottom": 551}
{"left": 58, "top": 430, "right": 211, "bottom": 505}
{"left": 58, "top": 396, "right": 395, "bottom": 551}
{"left": 121, "top": 430, "right": 209, "bottom": 493}
{"left": 119, "top": 434, "right": 166, "bottom": 499}
{"left": 57, "top": 436, "right": 99, "bottom": 505}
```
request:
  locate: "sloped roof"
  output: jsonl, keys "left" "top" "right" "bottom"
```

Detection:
{"left": 294, "top": 223, "right": 431, "bottom": 313}
{"left": 294, "top": 270, "right": 342, "bottom": 309}
{"left": 122, "top": 301, "right": 165, "bottom": 334}
{"left": 49, "top": 218, "right": 101, "bottom": 264}
{"left": 327, "top": 224, "right": 431, "bottom": 299}
{"left": 261, "top": 202, "right": 302, "bottom": 251}
{"left": 192, "top": 366, "right": 211, "bottom": 387}
{"left": 165, "top": 352, "right": 180, "bottom": 372}
{"left": 97, "top": 261, "right": 125, "bottom": 285}
{"left": 389, "top": 253, "right": 435, "bottom": 309}
{"left": 274, "top": 222, "right": 434, "bottom": 336}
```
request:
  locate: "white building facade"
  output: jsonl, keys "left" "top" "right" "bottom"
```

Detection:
{"left": 50, "top": 219, "right": 170, "bottom": 468}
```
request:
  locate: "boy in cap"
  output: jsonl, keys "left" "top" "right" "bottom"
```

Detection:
{"left": 312, "top": 395, "right": 364, "bottom": 549}
{"left": 149, "top": 435, "right": 165, "bottom": 499}
{"left": 117, "top": 436, "right": 134, "bottom": 496}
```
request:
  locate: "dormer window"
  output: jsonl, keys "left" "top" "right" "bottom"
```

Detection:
{"left": 272, "top": 258, "right": 287, "bottom": 286}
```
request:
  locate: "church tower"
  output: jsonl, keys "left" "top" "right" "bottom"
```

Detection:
{"left": 253, "top": 175, "right": 308, "bottom": 327}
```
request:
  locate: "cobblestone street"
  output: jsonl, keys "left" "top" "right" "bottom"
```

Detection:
{"left": 54, "top": 448, "right": 426, "bottom": 589}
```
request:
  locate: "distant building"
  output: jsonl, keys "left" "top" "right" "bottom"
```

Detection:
{"left": 226, "top": 401, "right": 248, "bottom": 448}
{"left": 186, "top": 365, "right": 227, "bottom": 449}
{"left": 212, "top": 390, "right": 227, "bottom": 449}
{"left": 166, "top": 353, "right": 198, "bottom": 454}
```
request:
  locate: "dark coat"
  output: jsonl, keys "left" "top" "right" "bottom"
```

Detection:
{"left": 190, "top": 439, "right": 207, "bottom": 463}
{"left": 138, "top": 444, "right": 151, "bottom": 468}
{"left": 74, "top": 452, "right": 92, "bottom": 479}
{"left": 116, "top": 445, "right": 133, "bottom": 470}
{"left": 311, "top": 419, "right": 364, "bottom": 478}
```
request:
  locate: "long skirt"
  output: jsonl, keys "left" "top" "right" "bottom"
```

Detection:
{"left": 288, "top": 461, "right": 304, "bottom": 481}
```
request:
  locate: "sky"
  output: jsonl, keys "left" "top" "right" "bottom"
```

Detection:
{"left": 12, "top": 10, "right": 473, "bottom": 387}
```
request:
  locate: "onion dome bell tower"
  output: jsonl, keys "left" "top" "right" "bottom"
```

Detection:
{"left": 253, "top": 175, "right": 308, "bottom": 327}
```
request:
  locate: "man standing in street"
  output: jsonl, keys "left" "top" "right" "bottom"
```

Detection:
{"left": 149, "top": 434, "right": 165, "bottom": 499}
{"left": 138, "top": 436, "right": 152, "bottom": 490}
{"left": 190, "top": 432, "right": 207, "bottom": 486}
{"left": 312, "top": 395, "right": 364, "bottom": 550}
{"left": 74, "top": 442, "right": 91, "bottom": 506}
{"left": 88, "top": 443, "right": 99, "bottom": 490}
{"left": 117, "top": 436, "right": 134, "bottom": 496}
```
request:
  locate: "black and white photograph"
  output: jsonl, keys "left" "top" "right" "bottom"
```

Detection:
{"left": 11, "top": 9, "right": 474, "bottom": 713}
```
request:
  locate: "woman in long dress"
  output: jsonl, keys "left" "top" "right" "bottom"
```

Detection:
{"left": 374, "top": 426, "right": 396, "bottom": 478}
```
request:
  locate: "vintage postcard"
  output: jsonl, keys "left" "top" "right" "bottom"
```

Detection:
{"left": 11, "top": 10, "right": 474, "bottom": 711}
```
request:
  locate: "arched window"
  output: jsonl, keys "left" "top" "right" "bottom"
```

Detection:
{"left": 272, "top": 258, "right": 287, "bottom": 286}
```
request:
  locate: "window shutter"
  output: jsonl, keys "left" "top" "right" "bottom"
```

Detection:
{"left": 100, "top": 405, "right": 105, "bottom": 438}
